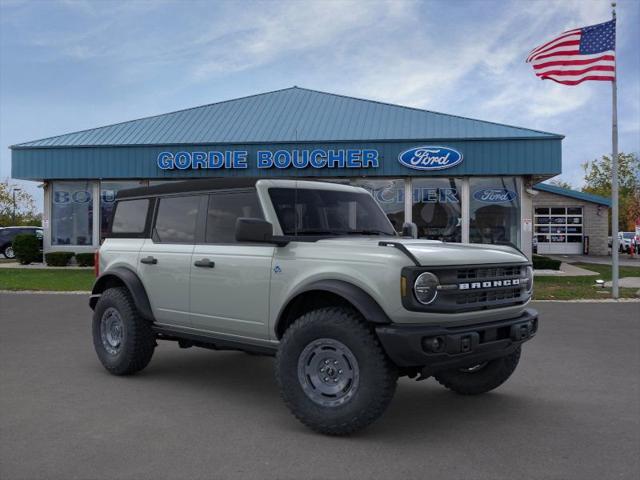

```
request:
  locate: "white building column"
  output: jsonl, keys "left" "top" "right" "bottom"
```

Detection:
{"left": 92, "top": 180, "right": 100, "bottom": 249}
{"left": 42, "top": 182, "right": 52, "bottom": 254}
{"left": 461, "top": 178, "right": 470, "bottom": 243}
{"left": 404, "top": 177, "right": 412, "bottom": 224}
{"left": 520, "top": 177, "right": 533, "bottom": 260}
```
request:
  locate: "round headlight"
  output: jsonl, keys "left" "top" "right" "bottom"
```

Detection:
{"left": 414, "top": 272, "right": 439, "bottom": 305}
{"left": 525, "top": 266, "right": 534, "bottom": 293}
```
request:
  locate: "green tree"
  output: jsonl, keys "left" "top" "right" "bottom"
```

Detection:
{"left": 582, "top": 152, "right": 640, "bottom": 232}
{"left": 0, "top": 180, "right": 41, "bottom": 227}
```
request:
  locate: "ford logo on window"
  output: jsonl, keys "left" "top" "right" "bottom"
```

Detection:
{"left": 473, "top": 188, "right": 518, "bottom": 203}
{"left": 398, "top": 146, "right": 463, "bottom": 171}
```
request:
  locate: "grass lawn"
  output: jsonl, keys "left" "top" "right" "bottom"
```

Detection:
{"left": 0, "top": 268, "right": 95, "bottom": 291}
{"left": 533, "top": 263, "right": 640, "bottom": 300}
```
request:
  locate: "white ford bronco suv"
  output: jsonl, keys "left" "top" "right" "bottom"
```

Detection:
{"left": 90, "top": 179, "right": 537, "bottom": 435}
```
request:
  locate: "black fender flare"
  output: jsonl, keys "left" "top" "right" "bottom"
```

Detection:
{"left": 276, "top": 279, "right": 391, "bottom": 336}
{"left": 89, "top": 267, "right": 154, "bottom": 321}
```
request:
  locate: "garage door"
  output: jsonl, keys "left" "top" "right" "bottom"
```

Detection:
{"left": 535, "top": 207, "right": 583, "bottom": 254}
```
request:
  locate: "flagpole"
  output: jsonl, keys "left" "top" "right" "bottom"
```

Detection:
{"left": 611, "top": 1, "right": 619, "bottom": 298}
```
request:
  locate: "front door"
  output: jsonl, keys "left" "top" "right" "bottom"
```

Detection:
{"left": 138, "top": 194, "right": 202, "bottom": 327}
{"left": 189, "top": 190, "right": 274, "bottom": 340}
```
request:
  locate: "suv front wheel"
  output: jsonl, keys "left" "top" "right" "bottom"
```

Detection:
{"left": 92, "top": 287, "right": 155, "bottom": 375}
{"left": 276, "top": 307, "right": 398, "bottom": 436}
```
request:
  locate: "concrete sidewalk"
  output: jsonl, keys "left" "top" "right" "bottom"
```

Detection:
{"left": 547, "top": 254, "right": 640, "bottom": 267}
{"left": 534, "top": 262, "right": 599, "bottom": 277}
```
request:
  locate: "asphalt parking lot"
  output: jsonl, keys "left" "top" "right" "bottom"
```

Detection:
{"left": 1, "top": 295, "right": 639, "bottom": 480}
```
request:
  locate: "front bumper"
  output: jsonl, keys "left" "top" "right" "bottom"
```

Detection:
{"left": 376, "top": 308, "right": 538, "bottom": 372}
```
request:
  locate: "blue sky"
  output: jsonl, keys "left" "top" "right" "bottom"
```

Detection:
{"left": 1, "top": 0, "right": 638, "bottom": 210}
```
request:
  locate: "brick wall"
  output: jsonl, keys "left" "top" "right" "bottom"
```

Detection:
{"left": 532, "top": 191, "right": 609, "bottom": 256}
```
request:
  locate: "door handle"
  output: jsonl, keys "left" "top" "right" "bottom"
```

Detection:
{"left": 194, "top": 258, "right": 215, "bottom": 268}
{"left": 140, "top": 256, "right": 158, "bottom": 265}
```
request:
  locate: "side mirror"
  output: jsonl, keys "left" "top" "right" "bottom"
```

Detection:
{"left": 401, "top": 222, "right": 418, "bottom": 239}
{"left": 235, "top": 218, "right": 273, "bottom": 243}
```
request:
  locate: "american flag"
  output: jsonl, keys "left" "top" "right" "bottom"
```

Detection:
{"left": 526, "top": 19, "right": 616, "bottom": 85}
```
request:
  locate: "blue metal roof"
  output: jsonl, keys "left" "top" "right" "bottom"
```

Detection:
{"left": 533, "top": 183, "right": 611, "bottom": 206}
{"left": 12, "top": 87, "right": 561, "bottom": 148}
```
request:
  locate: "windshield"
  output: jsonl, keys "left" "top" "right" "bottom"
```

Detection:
{"left": 269, "top": 187, "right": 396, "bottom": 237}
{"left": 622, "top": 232, "right": 635, "bottom": 239}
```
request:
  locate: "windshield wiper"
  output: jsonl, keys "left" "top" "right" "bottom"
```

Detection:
{"left": 290, "top": 229, "right": 393, "bottom": 236}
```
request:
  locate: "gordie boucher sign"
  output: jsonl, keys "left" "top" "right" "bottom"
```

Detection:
{"left": 157, "top": 149, "right": 379, "bottom": 170}
{"left": 156, "top": 146, "right": 464, "bottom": 171}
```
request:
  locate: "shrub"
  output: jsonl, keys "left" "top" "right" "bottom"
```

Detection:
{"left": 75, "top": 252, "right": 95, "bottom": 267}
{"left": 12, "top": 234, "right": 42, "bottom": 265}
{"left": 532, "top": 255, "right": 562, "bottom": 270}
{"left": 45, "top": 251, "right": 75, "bottom": 267}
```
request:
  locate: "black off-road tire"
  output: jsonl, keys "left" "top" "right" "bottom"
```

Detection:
{"left": 276, "top": 307, "right": 398, "bottom": 436}
{"left": 434, "top": 347, "right": 521, "bottom": 395}
{"left": 92, "top": 287, "right": 155, "bottom": 376}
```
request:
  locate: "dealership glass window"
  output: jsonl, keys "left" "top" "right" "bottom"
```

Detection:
{"left": 412, "top": 178, "right": 462, "bottom": 242}
{"left": 51, "top": 182, "right": 94, "bottom": 246}
{"left": 350, "top": 179, "right": 405, "bottom": 231}
{"left": 469, "top": 177, "right": 520, "bottom": 247}
{"left": 534, "top": 206, "right": 582, "bottom": 246}
{"left": 100, "top": 181, "right": 147, "bottom": 239}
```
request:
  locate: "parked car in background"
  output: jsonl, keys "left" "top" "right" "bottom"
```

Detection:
{"left": 619, "top": 232, "right": 635, "bottom": 253}
{"left": 0, "top": 227, "right": 43, "bottom": 259}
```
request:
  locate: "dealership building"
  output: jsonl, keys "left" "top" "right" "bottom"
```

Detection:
{"left": 10, "top": 87, "right": 611, "bottom": 258}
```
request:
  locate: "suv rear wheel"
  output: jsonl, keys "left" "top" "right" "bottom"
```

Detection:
{"left": 276, "top": 307, "right": 398, "bottom": 436}
{"left": 92, "top": 287, "right": 155, "bottom": 375}
{"left": 434, "top": 347, "right": 521, "bottom": 395}
{"left": 3, "top": 244, "right": 15, "bottom": 259}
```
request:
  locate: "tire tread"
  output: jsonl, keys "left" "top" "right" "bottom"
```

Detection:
{"left": 93, "top": 287, "right": 155, "bottom": 376}
{"left": 276, "top": 307, "right": 397, "bottom": 436}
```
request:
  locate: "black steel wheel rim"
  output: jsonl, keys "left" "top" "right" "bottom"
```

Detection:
{"left": 297, "top": 338, "right": 360, "bottom": 407}
{"left": 100, "top": 307, "right": 124, "bottom": 355}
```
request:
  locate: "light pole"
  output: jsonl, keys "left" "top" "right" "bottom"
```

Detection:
{"left": 12, "top": 187, "right": 22, "bottom": 224}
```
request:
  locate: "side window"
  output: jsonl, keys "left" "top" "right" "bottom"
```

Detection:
{"left": 112, "top": 199, "right": 150, "bottom": 234}
{"left": 154, "top": 195, "right": 200, "bottom": 243}
{"left": 205, "top": 190, "right": 263, "bottom": 243}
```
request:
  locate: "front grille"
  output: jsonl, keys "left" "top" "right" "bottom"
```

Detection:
{"left": 456, "top": 287, "right": 522, "bottom": 306}
{"left": 402, "top": 263, "right": 530, "bottom": 313}
{"left": 457, "top": 266, "right": 522, "bottom": 280}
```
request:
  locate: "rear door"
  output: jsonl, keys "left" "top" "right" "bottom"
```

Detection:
{"left": 190, "top": 189, "right": 274, "bottom": 339}
{"left": 139, "top": 194, "right": 204, "bottom": 327}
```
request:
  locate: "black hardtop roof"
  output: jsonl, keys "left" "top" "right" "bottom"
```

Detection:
{"left": 116, "top": 178, "right": 259, "bottom": 200}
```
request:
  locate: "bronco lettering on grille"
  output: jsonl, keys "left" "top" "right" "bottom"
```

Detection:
{"left": 459, "top": 279, "right": 520, "bottom": 290}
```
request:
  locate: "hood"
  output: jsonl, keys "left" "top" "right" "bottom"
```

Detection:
{"left": 316, "top": 237, "right": 528, "bottom": 266}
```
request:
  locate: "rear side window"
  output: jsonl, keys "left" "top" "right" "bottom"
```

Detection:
{"left": 205, "top": 190, "right": 263, "bottom": 243}
{"left": 112, "top": 199, "right": 150, "bottom": 234}
{"left": 154, "top": 195, "right": 200, "bottom": 243}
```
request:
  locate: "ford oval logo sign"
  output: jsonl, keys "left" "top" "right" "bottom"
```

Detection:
{"left": 473, "top": 188, "right": 518, "bottom": 203}
{"left": 398, "top": 146, "right": 463, "bottom": 171}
